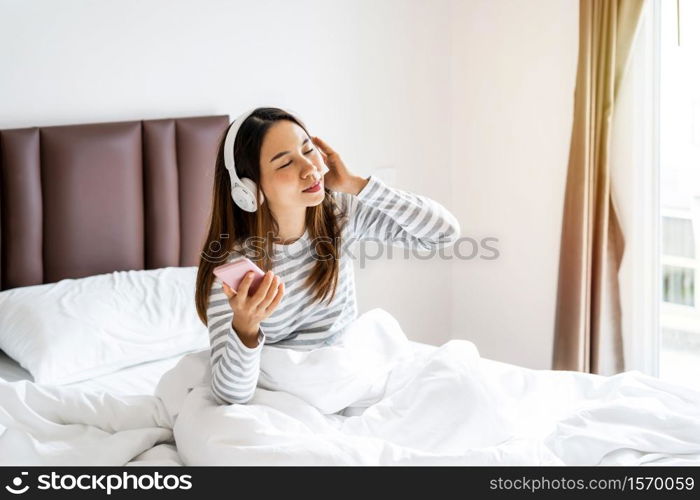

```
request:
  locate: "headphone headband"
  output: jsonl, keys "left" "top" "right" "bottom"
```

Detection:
{"left": 223, "top": 106, "right": 307, "bottom": 212}
{"left": 223, "top": 107, "right": 257, "bottom": 192}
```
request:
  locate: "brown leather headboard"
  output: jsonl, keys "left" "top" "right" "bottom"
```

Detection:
{"left": 0, "top": 115, "right": 229, "bottom": 291}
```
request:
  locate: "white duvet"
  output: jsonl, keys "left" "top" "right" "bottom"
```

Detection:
{"left": 2, "top": 308, "right": 700, "bottom": 466}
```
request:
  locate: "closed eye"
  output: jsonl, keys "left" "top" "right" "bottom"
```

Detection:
{"left": 279, "top": 149, "right": 315, "bottom": 169}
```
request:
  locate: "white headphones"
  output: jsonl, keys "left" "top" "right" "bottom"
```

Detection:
{"left": 223, "top": 106, "right": 328, "bottom": 212}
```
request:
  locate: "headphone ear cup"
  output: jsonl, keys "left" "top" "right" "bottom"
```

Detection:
{"left": 240, "top": 177, "right": 264, "bottom": 207}
{"left": 231, "top": 183, "right": 255, "bottom": 212}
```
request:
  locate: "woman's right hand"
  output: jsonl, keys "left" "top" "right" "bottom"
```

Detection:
{"left": 221, "top": 271, "right": 285, "bottom": 340}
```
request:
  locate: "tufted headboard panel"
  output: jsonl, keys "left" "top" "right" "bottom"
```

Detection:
{"left": 0, "top": 115, "right": 229, "bottom": 291}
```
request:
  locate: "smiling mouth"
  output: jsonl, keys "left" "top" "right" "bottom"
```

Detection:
{"left": 302, "top": 180, "right": 321, "bottom": 192}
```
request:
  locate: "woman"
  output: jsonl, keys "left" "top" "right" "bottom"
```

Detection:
{"left": 195, "top": 107, "right": 460, "bottom": 405}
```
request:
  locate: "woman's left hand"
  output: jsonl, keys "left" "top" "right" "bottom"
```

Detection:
{"left": 311, "top": 136, "right": 368, "bottom": 195}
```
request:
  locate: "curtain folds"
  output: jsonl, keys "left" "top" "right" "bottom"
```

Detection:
{"left": 552, "top": 0, "right": 646, "bottom": 375}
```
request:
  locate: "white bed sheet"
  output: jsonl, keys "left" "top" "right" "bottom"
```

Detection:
{"left": 0, "top": 342, "right": 437, "bottom": 395}
{"left": 0, "top": 349, "right": 196, "bottom": 466}
{"left": 4, "top": 310, "right": 700, "bottom": 466}
{"left": 0, "top": 340, "right": 439, "bottom": 466}
{"left": 0, "top": 349, "right": 189, "bottom": 396}
{"left": 163, "top": 309, "right": 700, "bottom": 466}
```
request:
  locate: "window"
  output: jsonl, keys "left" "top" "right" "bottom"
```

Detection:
{"left": 662, "top": 265, "right": 694, "bottom": 306}
{"left": 658, "top": 0, "right": 700, "bottom": 387}
{"left": 661, "top": 216, "right": 695, "bottom": 258}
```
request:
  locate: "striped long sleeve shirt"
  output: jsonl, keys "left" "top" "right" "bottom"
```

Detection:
{"left": 206, "top": 174, "right": 461, "bottom": 405}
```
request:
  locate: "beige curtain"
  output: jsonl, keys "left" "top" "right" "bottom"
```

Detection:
{"left": 552, "top": 0, "right": 646, "bottom": 375}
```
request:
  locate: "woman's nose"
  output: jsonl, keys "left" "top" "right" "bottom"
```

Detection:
{"left": 301, "top": 160, "right": 320, "bottom": 178}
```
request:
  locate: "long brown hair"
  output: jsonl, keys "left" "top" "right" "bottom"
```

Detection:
{"left": 194, "top": 107, "right": 347, "bottom": 325}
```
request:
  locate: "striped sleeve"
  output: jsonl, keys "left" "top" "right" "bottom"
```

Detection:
{"left": 343, "top": 175, "right": 461, "bottom": 250}
{"left": 206, "top": 276, "right": 266, "bottom": 405}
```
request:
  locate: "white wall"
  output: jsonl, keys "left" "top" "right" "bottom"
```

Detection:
{"left": 448, "top": 0, "right": 578, "bottom": 369}
{"left": 0, "top": 0, "right": 455, "bottom": 346}
{"left": 0, "top": 0, "right": 579, "bottom": 366}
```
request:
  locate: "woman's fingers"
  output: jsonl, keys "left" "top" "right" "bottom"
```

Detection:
{"left": 258, "top": 276, "right": 282, "bottom": 310}
{"left": 228, "top": 270, "right": 283, "bottom": 317}
{"left": 312, "top": 141, "right": 328, "bottom": 161}
{"left": 236, "top": 271, "right": 255, "bottom": 298}
{"left": 312, "top": 136, "right": 335, "bottom": 157}
{"left": 222, "top": 281, "right": 235, "bottom": 299}
{"left": 250, "top": 271, "right": 275, "bottom": 308}
{"left": 265, "top": 281, "right": 285, "bottom": 313}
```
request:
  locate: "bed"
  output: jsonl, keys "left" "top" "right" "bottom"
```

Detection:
{"left": 0, "top": 115, "right": 228, "bottom": 466}
{"left": 1, "top": 116, "right": 700, "bottom": 466}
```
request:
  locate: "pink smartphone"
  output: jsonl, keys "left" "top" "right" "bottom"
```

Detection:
{"left": 213, "top": 257, "right": 266, "bottom": 296}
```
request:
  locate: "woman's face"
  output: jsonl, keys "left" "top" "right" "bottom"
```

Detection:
{"left": 258, "top": 120, "right": 325, "bottom": 211}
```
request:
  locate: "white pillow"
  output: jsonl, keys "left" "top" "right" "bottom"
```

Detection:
{"left": 0, "top": 266, "right": 210, "bottom": 385}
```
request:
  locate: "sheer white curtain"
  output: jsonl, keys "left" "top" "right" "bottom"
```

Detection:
{"left": 611, "top": 0, "right": 658, "bottom": 376}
